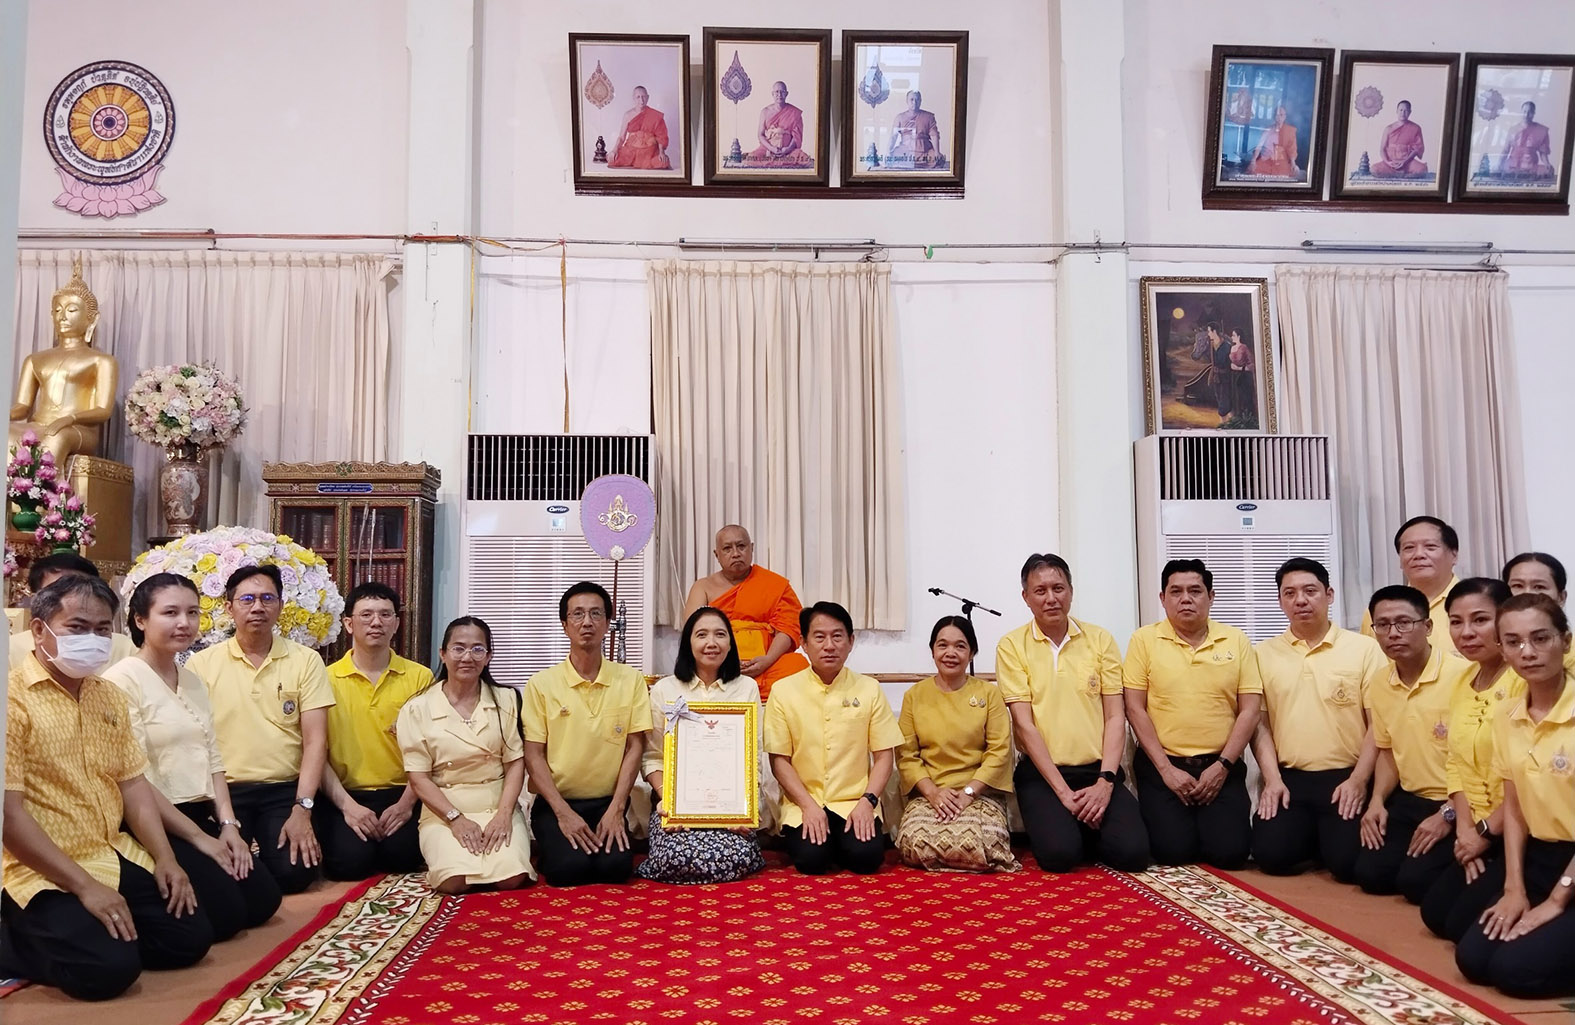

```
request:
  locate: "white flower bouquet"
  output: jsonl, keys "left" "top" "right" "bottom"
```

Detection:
{"left": 124, "top": 362, "right": 247, "bottom": 450}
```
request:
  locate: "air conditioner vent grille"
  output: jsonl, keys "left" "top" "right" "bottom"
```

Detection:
{"left": 1163, "top": 533, "right": 1337, "bottom": 642}
{"left": 468, "top": 435, "right": 651, "bottom": 502}
{"left": 1158, "top": 435, "right": 1329, "bottom": 502}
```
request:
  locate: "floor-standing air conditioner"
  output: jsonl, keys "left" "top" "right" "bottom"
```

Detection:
{"left": 461, "top": 435, "right": 655, "bottom": 681}
{"left": 1135, "top": 434, "right": 1340, "bottom": 642}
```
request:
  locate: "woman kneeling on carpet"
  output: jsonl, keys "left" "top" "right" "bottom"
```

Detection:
{"left": 894, "top": 617, "right": 1019, "bottom": 873}
{"left": 637, "top": 607, "right": 768, "bottom": 884}
{"left": 396, "top": 617, "right": 534, "bottom": 894}
{"left": 1454, "top": 594, "right": 1575, "bottom": 999}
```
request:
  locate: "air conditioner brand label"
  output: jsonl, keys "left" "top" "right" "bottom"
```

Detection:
{"left": 546, "top": 504, "right": 570, "bottom": 514}
{"left": 1235, "top": 502, "right": 1258, "bottom": 512}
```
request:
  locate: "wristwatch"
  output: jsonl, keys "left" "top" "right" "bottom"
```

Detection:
{"left": 1217, "top": 755, "right": 1236, "bottom": 771}
{"left": 962, "top": 785, "right": 978, "bottom": 798}
{"left": 295, "top": 796, "right": 315, "bottom": 811}
{"left": 1475, "top": 819, "right": 1492, "bottom": 839}
{"left": 218, "top": 818, "right": 242, "bottom": 829}
{"left": 444, "top": 808, "right": 463, "bottom": 823}
{"left": 1441, "top": 803, "right": 1456, "bottom": 824}
{"left": 862, "top": 792, "right": 880, "bottom": 809}
{"left": 1098, "top": 770, "right": 1118, "bottom": 784}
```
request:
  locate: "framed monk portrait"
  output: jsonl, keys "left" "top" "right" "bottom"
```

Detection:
{"left": 839, "top": 30, "right": 968, "bottom": 191}
{"left": 1330, "top": 51, "right": 1460, "bottom": 202}
{"left": 1203, "top": 45, "right": 1334, "bottom": 204}
{"left": 703, "top": 27, "right": 831, "bottom": 187}
{"left": 1454, "top": 52, "right": 1575, "bottom": 208}
{"left": 569, "top": 34, "right": 692, "bottom": 193}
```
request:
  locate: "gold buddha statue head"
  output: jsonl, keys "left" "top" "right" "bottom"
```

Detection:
{"left": 51, "top": 259, "right": 101, "bottom": 347}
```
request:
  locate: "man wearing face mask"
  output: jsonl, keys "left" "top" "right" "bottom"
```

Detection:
{"left": 1, "top": 575, "right": 211, "bottom": 1001}
{"left": 187, "top": 566, "right": 335, "bottom": 894}
{"left": 8, "top": 552, "right": 135, "bottom": 668}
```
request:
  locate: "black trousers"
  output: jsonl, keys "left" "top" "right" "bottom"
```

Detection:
{"left": 1456, "top": 838, "right": 1575, "bottom": 998}
{"left": 228, "top": 780, "right": 317, "bottom": 894}
{"left": 1352, "top": 787, "right": 1454, "bottom": 902}
{"left": 1420, "top": 835, "right": 1504, "bottom": 941}
{"left": 1134, "top": 751, "right": 1251, "bottom": 868}
{"left": 169, "top": 801, "right": 282, "bottom": 941}
{"left": 783, "top": 807, "right": 886, "bottom": 875}
{"left": 0, "top": 853, "right": 212, "bottom": 1001}
{"left": 1250, "top": 766, "right": 1364, "bottom": 882}
{"left": 1015, "top": 760, "right": 1150, "bottom": 872}
{"left": 531, "top": 796, "right": 634, "bottom": 887}
{"left": 315, "top": 788, "right": 424, "bottom": 881}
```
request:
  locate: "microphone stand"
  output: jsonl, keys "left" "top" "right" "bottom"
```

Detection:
{"left": 927, "top": 587, "right": 1002, "bottom": 676}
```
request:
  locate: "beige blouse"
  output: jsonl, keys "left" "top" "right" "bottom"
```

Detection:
{"left": 102, "top": 655, "right": 225, "bottom": 805}
{"left": 397, "top": 683, "right": 524, "bottom": 788}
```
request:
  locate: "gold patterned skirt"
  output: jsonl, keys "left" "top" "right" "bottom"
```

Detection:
{"left": 896, "top": 796, "right": 1021, "bottom": 873}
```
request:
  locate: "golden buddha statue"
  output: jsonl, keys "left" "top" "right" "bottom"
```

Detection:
{"left": 8, "top": 260, "right": 119, "bottom": 469}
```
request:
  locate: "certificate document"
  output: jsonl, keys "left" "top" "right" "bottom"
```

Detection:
{"left": 661, "top": 701, "right": 759, "bottom": 828}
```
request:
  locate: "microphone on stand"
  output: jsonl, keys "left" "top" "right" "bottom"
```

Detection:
{"left": 927, "top": 587, "right": 1001, "bottom": 674}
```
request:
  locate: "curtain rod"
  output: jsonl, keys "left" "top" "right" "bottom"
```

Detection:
{"left": 15, "top": 229, "right": 1575, "bottom": 258}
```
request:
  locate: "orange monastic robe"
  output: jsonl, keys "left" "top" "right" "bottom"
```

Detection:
{"left": 712, "top": 566, "right": 809, "bottom": 700}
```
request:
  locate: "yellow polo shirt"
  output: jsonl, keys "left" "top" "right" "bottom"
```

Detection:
{"left": 1123, "top": 619, "right": 1263, "bottom": 758}
{"left": 521, "top": 657, "right": 653, "bottom": 800}
{"left": 996, "top": 618, "right": 1123, "bottom": 767}
{"left": 1445, "top": 665, "right": 1525, "bottom": 821}
{"left": 1366, "top": 646, "right": 1473, "bottom": 800}
{"left": 187, "top": 635, "right": 336, "bottom": 785}
{"left": 1360, "top": 576, "right": 1460, "bottom": 657}
{"left": 325, "top": 651, "right": 433, "bottom": 791}
{"left": 4, "top": 654, "right": 157, "bottom": 907}
{"left": 1256, "top": 625, "right": 1388, "bottom": 771}
{"left": 764, "top": 666, "right": 905, "bottom": 828}
{"left": 1493, "top": 675, "right": 1575, "bottom": 842}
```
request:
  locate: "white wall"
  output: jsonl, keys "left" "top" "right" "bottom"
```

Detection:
{"left": 19, "top": 0, "right": 408, "bottom": 235}
{"left": 476, "top": 0, "right": 1056, "bottom": 246}
{"left": 1506, "top": 266, "right": 1575, "bottom": 578}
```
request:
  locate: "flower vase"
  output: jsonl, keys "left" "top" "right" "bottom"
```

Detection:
{"left": 160, "top": 444, "right": 210, "bottom": 537}
{"left": 10, "top": 498, "right": 41, "bottom": 533}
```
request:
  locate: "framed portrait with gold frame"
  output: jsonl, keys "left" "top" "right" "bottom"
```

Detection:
{"left": 660, "top": 701, "right": 760, "bottom": 829}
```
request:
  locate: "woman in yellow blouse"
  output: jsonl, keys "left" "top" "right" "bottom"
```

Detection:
{"left": 895, "top": 617, "right": 1019, "bottom": 872}
{"left": 396, "top": 617, "right": 533, "bottom": 894}
{"left": 1421, "top": 579, "right": 1523, "bottom": 936}
{"left": 1455, "top": 594, "right": 1575, "bottom": 998}
{"left": 105, "top": 573, "right": 281, "bottom": 941}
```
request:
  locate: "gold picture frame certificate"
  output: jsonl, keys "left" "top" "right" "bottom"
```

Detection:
{"left": 660, "top": 701, "right": 760, "bottom": 829}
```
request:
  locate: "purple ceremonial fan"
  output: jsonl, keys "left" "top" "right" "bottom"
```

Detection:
{"left": 580, "top": 475, "right": 656, "bottom": 562}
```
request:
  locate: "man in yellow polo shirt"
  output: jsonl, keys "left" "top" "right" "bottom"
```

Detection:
{"left": 1124, "top": 558, "right": 1263, "bottom": 868}
{"left": 765, "top": 601, "right": 904, "bottom": 875}
{"left": 998, "top": 553, "right": 1150, "bottom": 873}
{"left": 1, "top": 575, "right": 209, "bottom": 1001}
{"left": 1251, "top": 558, "right": 1388, "bottom": 882}
{"left": 1355, "top": 584, "right": 1475, "bottom": 902}
{"left": 521, "top": 581, "right": 652, "bottom": 887}
{"left": 1360, "top": 516, "right": 1462, "bottom": 657}
{"left": 8, "top": 552, "right": 135, "bottom": 668}
{"left": 187, "top": 566, "right": 335, "bottom": 894}
{"left": 317, "top": 583, "right": 431, "bottom": 880}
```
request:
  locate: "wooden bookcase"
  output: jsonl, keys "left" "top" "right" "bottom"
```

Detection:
{"left": 262, "top": 462, "right": 440, "bottom": 667}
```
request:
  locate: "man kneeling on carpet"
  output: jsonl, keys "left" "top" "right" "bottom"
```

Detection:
{"left": 522, "top": 582, "right": 652, "bottom": 887}
{"left": 397, "top": 617, "right": 533, "bottom": 894}
{"left": 1, "top": 575, "right": 212, "bottom": 1001}
{"left": 318, "top": 583, "right": 431, "bottom": 881}
{"left": 765, "top": 601, "right": 904, "bottom": 875}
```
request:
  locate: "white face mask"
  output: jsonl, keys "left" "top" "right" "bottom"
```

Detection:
{"left": 42, "top": 622, "right": 115, "bottom": 678}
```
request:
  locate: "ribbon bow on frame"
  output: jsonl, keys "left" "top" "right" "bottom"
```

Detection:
{"left": 663, "top": 696, "right": 705, "bottom": 729}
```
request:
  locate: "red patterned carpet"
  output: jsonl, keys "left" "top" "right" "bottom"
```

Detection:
{"left": 183, "top": 856, "right": 1516, "bottom": 1025}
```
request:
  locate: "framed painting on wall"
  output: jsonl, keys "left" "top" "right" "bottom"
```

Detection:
{"left": 569, "top": 34, "right": 692, "bottom": 192}
{"left": 1454, "top": 53, "right": 1575, "bottom": 207}
{"left": 1202, "top": 45, "right": 1334, "bottom": 204}
{"left": 1330, "top": 51, "right": 1459, "bottom": 202}
{"left": 1139, "top": 277, "right": 1276, "bottom": 435}
{"left": 703, "top": 27, "right": 831, "bottom": 186}
{"left": 839, "top": 30, "right": 968, "bottom": 191}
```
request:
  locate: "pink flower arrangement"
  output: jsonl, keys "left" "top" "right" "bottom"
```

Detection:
{"left": 125, "top": 363, "right": 247, "bottom": 449}
{"left": 3, "top": 543, "right": 17, "bottom": 579}
{"left": 34, "top": 485, "right": 96, "bottom": 550}
{"left": 7, "top": 430, "right": 58, "bottom": 505}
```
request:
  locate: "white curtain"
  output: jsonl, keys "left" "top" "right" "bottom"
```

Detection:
{"left": 1275, "top": 265, "right": 1530, "bottom": 610}
{"left": 13, "top": 250, "right": 395, "bottom": 546}
{"left": 649, "top": 260, "right": 906, "bottom": 630}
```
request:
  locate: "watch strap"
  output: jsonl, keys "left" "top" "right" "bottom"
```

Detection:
{"left": 862, "top": 792, "right": 880, "bottom": 809}
{"left": 1098, "top": 770, "right": 1118, "bottom": 784}
{"left": 1476, "top": 819, "right": 1491, "bottom": 839}
{"left": 218, "top": 818, "right": 242, "bottom": 829}
{"left": 1217, "top": 755, "right": 1236, "bottom": 771}
{"left": 444, "top": 807, "right": 463, "bottom": 823}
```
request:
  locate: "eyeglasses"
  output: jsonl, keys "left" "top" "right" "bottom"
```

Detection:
{"left": 1372, "top": 617, "right": 1427, "bottom": 634}
{"left": 233, "top": 594, "right": 280, "bottom": 608}
{"left": 445, "top": 643, "right": 490, "bottom": 658}
{"left": 354, "top": 610, "right": 398, "bottom": 622}
{"left": 567, "top": 609, "right": 607, "bottom": 624}
{"left": 1505, "top": 632, "right": 1562, "bottom": 651}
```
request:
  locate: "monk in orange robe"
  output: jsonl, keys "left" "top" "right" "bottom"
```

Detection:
{"left": 608, "top": 86, "right": 671, "bottom": 170}
{"left": 1370, "top": 100, "right": 1427, "bottom": 177}
{"left": 682, "top": 525, "right": 808, "bottom": 699}
{"left": 746, "top": 81, "right": 814, "bottom": 169}
{"left": 1248, "top": 105, "right": 1299, "bottom": 178}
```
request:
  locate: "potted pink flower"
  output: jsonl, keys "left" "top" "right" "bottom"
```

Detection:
{"left": 6, "top": 430, "right": 58, "bottom": 531}
{"left": 34, "top": 485, "right": 96, "bottom": 553}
